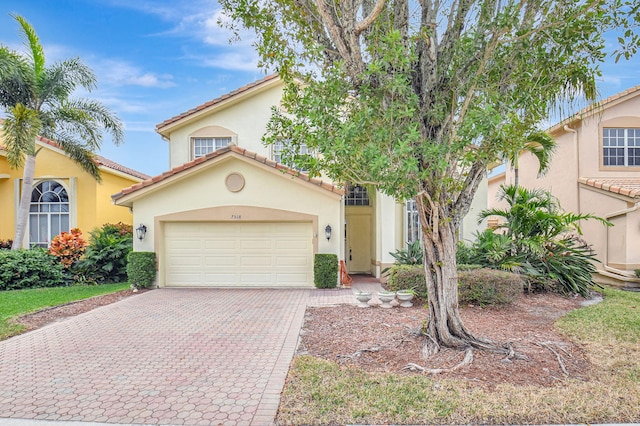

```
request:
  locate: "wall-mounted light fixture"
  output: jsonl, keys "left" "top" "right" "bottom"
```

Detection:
{"left": 135, "top": 224, "right": 147, "bottom": 241}
{"left": 325, "top": 225, "right": 332, "bottom": 241}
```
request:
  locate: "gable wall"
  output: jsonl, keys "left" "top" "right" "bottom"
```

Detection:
{"left": 166, "top": 83, "right": 285, "bottom": 168}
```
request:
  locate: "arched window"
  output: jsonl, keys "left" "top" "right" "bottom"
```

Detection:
{"left": 29, "top": 181, "right": 69, "bottom": 247}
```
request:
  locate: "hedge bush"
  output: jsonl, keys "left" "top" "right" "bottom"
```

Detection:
{"left": 0, "top": 248, "right": 66, "bottom": 290}
{"left": 75, "top": 222, "right": 133, "bottom": 283}
{"left": 314, "top": 254, "right": 338, "bottom": 289}
{"left": 458, "top": 268, "right": 523, "bottom": 306}
{"left": 387, "top": 265, "right": 523, "bottom": 306}
{"left": 387, "top": 264, "right": 428, "bottom": 299}
{"left": 126, "top": 251, "right": 157, "bottom": 289}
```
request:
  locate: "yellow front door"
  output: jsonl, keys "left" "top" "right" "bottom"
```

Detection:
{"left": 346, "top": 212, "right": 371, "bottom": 273}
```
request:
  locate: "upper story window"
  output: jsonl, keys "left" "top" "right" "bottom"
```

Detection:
{"left": 345, "top": 184, "right": 370, "bottom": 206}
{"left": 273, "top": 140, "right": 310, "bottom": 171}
{"left": 193, "top": 137, "right": 232, "bottom": 159}
{"left": 603, "top": 128, "right": 640, "bottom": 167}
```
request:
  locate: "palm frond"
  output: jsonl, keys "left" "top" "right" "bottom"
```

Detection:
{"left": 0, "top": 46, "right": 35, "bottom": 108}
{"left": 2, "top": 103, "right": 41, "bottom": 168}
{"left": 52, "top": 134, "right": 102, "bottom": 181}
{"left": 12, "top": 15, "right": 45, "bottom": 81}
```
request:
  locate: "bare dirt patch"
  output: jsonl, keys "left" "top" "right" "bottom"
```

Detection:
{"left": 297, "top": 292, "right": 592, "bottom": 388}
{"left": 13, "top": 289, "right": 145, "bottom": 332}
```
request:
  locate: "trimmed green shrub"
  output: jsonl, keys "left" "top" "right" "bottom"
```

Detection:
{"left": 387, "top": 265, "right": 523, "bottom": 305}
{"left": 127, "top": 252, "right": 157, "bottom": 289}
{"left": 75, "top": 222, "right": 133, "bottom": 283}
{"left": 387, "top": 265, "right": 427, "bottom": 299}
{"left": 458, "top": 268, "right": 523, "bottom": 306}
{"left": 314, "top": 254, "right": 338, "bottom": 289}
{"left": 0, "top": 248, "right": 66, "bottom": 290}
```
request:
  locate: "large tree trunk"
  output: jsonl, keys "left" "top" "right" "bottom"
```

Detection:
{"left": 417, "top": 194, "right": 509, "bottom": 358}
{"left": 11, "top": 154, "right": 36, "bottom": 250}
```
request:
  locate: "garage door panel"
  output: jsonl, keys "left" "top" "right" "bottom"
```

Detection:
{"left": 204, "top": 256, "right": 238, "bottom": 266}
{"left": 165, "top": 221, "right": 313, "bottom": 287}
{"left": 204, "top": 239, "right": 239, "bottom": 249}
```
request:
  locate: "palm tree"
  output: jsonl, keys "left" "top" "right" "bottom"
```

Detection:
{"left": 503, "top": 131, "right": 557, "bottom": 188}
{"left": 0, "top": 14, "right": 123, "bottom": 250}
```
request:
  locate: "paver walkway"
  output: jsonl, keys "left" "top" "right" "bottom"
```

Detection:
{"left": 0, "top": 280, "right": 383, "bottom": 426}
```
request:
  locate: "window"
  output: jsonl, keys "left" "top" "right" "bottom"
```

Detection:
{"left": 29, "top": 181, "right": 69, "bottom": 248}
{"left": 405, "top": 199, "right": 421, "bottom": 244}
{"left": 193, "top": 137, "right": 232, "bottom": 159}
{"left": 345, "top": 184, "right": 370, "bottom": 206}
{"left": 273, "top": 140, "right": 310, "bottom": 171}
{"left": 603, "top": 128, "right": 640, "bottom": 166}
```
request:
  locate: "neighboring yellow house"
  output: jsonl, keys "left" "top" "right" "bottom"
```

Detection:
{"left": 113, "top": 75, "right": 488, "bottom": 288}
{"left": 488, "top": 85, "right": 640, "bottom": 289}
{"left": 0, "top": 124, "right": 149, "bottom": 247}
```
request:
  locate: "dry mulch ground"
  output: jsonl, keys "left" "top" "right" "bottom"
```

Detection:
{"left": 297, "top": 293, "right": 594, "bottom": 388}
{"left": 14, "top": 289, "right": 144, "bottom": 332}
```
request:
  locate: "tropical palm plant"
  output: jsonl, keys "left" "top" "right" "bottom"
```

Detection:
{"left": 473, "top": 185, "right": 610, "bottom": 296}
{"left": 502, "top": 130, "right": 557, "bottom": 188}
{"left": 0, "top": 14, "right": 123, "bottom": 250}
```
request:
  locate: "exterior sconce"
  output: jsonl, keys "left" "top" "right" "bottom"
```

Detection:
{"left": 135, "top": 224, "right": 147, "bottom": 241}
{"left": 325, "top": 225, "right": 332, "bottom": 241}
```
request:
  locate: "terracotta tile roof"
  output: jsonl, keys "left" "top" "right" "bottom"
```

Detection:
{"left": 112, "top": 145, "right": 344, "bottom": 202}
{"left": 579, "top": 177, "right": 640, "bottom": 198}
{"left": 156, "top": 74, "right": 280, "bottom": 131}
{"left": 94, "top": 155, "right": 150, "bottom": 180}
{"left": 550, "top": 85, "right": 640, "bottom": 133}
{"left": 0, "top": 132, "right": 149, "bottom": 181}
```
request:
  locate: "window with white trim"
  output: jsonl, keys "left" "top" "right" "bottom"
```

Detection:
{"left": 345, "top": 184, "right": 370, "bottom": 206}
{"left": 29, "top": 181, "right": 69, "bottom": 248}
{"left": 272, "top": 140, "right": 310, "bottom": 171}
{"left": 603, "top": 128, "right": 640, "bottom": 166}
{"left": 405, "top": 199, "right": 421, "bottom": 245}
{"left": 193, "top": 137, "right": 232, "bottom": 159}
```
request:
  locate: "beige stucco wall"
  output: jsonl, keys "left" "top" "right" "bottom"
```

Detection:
{"left": 164, "top": 81, "right": 284, "bottom": 168}
{"left": 499, "top": 91, "right": 640, "bottom": 274}
{"left": 461, "top": 176, "right": 488, "bottom": 242}
{"left": 125, "top": 155, "right": 343, "bottom": 286}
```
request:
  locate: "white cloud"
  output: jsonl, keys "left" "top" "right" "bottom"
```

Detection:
{"left": 94, "top": 59, "right": 175, "bottom": 88}
{"left": 201, "top": 51, "right": 260, "bottom": 72}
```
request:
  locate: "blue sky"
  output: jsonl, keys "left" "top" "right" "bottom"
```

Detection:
{"left": 0, "top": 0, "right": 639, "bottom": 177}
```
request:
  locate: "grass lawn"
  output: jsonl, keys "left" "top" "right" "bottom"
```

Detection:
{"left": 0, "top": 283, "right": 130, "bottom": 340}
{"left": 278, "top": 287, "right": 640, "bottom": 424}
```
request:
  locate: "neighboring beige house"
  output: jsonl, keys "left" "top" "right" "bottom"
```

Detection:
{"left": 113, "top": 75, "right": 487, "bottom": 288}
{"left": 488, "top": 85, "right": 640, "bottom": 288}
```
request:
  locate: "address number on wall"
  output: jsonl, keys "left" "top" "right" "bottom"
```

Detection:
{"left": 231, "top": 215, "right": 242, "bottom": 220}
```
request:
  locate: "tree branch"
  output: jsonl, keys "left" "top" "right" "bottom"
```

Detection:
{"left": 355, "top": 0, "right": 386, "bottom": 35}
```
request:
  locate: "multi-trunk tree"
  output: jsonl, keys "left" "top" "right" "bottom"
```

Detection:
{"left": 220, "top": 0, "right": 638, "bottom": 357}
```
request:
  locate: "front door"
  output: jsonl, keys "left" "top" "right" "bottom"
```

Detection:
{"left": 346, "top": 212, "right": 371, "bottom": 273}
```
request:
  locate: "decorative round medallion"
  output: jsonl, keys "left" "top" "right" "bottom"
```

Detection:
{"left": 225, "top": 173, "right": 245, "bottom": 192}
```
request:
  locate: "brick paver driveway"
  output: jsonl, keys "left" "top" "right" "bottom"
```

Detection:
{"left": 0, "top": 288, "right": 313, "bottom": 425}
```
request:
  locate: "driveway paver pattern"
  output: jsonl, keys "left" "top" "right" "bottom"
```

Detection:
{"left": 0, "top": 288, "right": 312, "bottom": 425}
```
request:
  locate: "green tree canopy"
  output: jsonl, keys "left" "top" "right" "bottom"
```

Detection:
{"left": 220, "top": 0, "right": 638, "bottom": 356}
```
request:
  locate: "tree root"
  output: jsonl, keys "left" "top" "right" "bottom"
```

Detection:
{"left": 336, "top": 346, "right": 382, "bottom": 362}
{"left": 536, "top": 341, "right": 571, "bottom": 376}
{"left": 403, "top": 348, "right": 474, "bottom": 374}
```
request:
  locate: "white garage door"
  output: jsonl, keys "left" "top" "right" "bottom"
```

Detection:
{"left": 164, "top": 222, "right": 313, "bottom": 287}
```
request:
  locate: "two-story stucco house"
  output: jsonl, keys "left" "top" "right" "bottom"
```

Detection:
{"left": 112, "top": 75, "right": 487, "bottom": 288}
{"left": 488, "top": 85, "right": 640, "bottom": 288}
